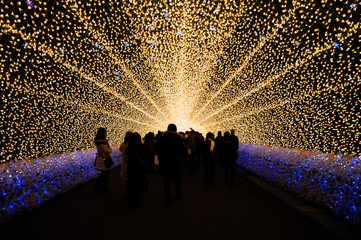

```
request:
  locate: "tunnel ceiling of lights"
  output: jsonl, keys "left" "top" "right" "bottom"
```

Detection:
{"left": 0, "top": 0, "right": 360, "bottom": 163}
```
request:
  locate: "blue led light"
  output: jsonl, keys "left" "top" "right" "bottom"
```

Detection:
{"left": 0, "top": 147, "right": 122, "bottom": 222}
{"left": 237, "top": 143, "right": 361, "bottom": 224}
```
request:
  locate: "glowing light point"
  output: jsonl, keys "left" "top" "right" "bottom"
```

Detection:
{"left": 177, "top": 31, "right": 182, "bottom": 36}
{"left": 260, "top": 36, "right": 266, "bottom": 41}
{"left": 150, "top": 25, "right": 155, "bottom": 30}
{"left": 295, "top": 41, "right": 301, "bottom": 46}
{"left": 211, "top": 27, "right": 216, "bottom": 32}
{"left": 59, "top": 49, "right": 65, "bottom": 54}
{"left": 334, "top": 42, "right": 340, "bottom": 48}
{"left": 200, "top": 37, "right": 204, "bottom": 41}
{"left": 124, "top": 42, "right": 130, "bottom": 47}
{"left": 23, "top": 43, "right": 28, "bottom": 48}
{"left": 164, "top": 12, "right": 170, "bottom": 18}
{"left": 227, "top": 34, "right": 232, "bottom": 38}
{"left": 350, "top": 3, "right": 358, "bottom": 10}
{"left": 131, "top": 63, "right": 135, "bottom": 66}
{"left": 94, "top": 43, "right": 100, "bottom": 48}
{"left": 150, "top": 55, "right": 154, "bottom": 60}
{"left": 151, "top": 41, "right": 156, "bottom": 46}
{"left": 26, "top": 0, "right": 34, "bottom": 8}
{"left": 115, "top": 71, "right": 120, "bottom": 76}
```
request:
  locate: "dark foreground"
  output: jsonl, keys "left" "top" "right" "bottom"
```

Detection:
{"left": 1, "top": 164, "right": 360, "bottom": 240}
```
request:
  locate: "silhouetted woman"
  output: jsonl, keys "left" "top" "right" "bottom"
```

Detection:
{"left": 202, "top": 132, "right": 216, "bottom": 185}
{"left": 119, "top": 131, "right": 133, "bottom": 181}
{"left": 126, "top": 132, "right": 149, "bottom": 207}
{"left": 94, "top": 127, "right": 112, "bottom": 192}
{"left": 222, "top": 132, "right": 236, "bottom": 186}
{"left": 143, "top": 132, "right": 156, "bottom": 172}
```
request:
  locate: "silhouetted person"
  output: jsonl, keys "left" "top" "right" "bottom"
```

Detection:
{"left": 143, "top": 132, "right": 156, "bottom": 172}
{"left": 230, "top": 129, "right": 239, "bottom": 160}
{"left": 119, "top": 131, "right": 133, "bottom": 181}
{"left": 214, "top": 131, "right": 224, "bottom": 165}
{"left": 222, "top": 132, "right": 236, "bottom": 186}
{"left": 126, "top": 132, "right": 149, "bottom": 207}
{"left": 156, "top": 124, "right": 186, "bottom": 205}
{"left": 202, "top": 132, "right": 216, "bottom": 185}
{"left": 195, "top": 132, "right": 204, "bottom": 169}
{"left": 156, "top": 130, "right": 163, "bottom": 142}
{"left": 94, "top": 127, "right": 112, "bottom": 192}
{"left": 187, "top": 130, "right": 197, "bottom": 173}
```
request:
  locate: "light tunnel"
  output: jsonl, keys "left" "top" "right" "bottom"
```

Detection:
{"left": 1, "top": 0, "right": 361, "bottom": 224}
{"left": 1, "top": 0, "right": 360, "bottom": 162}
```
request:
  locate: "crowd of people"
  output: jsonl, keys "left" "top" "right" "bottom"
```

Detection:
{"left": 93, "top": 124, "right": 239, "bottom": 207}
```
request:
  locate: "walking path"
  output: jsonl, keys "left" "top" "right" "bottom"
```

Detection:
{"left": 1, "top": 164, "right": 360, "bottom": 240}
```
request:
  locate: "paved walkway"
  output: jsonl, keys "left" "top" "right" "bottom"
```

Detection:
{"left": 1, "top": 164, "right": 361, "bottom": 240}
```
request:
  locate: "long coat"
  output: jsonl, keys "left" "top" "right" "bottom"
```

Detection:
{"left": 94, "top": 139, "right": 112, "bottom": 171}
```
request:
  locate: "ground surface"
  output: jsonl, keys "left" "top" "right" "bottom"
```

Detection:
{"left": 1, "top": 163, "right": 360, "bottom": 240}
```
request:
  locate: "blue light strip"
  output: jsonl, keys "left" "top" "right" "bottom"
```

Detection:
{"left": 0, "top": 145, "right": 121, "bottom": 223}
{"left": 237, "top": 143, "right": 361, "bottom": 225}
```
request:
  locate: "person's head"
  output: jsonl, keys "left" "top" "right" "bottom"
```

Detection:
{"left": 129, "top": 132, "right": 141, "bottom": 145}
{"left": 206, "top": 132, "right": 214, "bottom": 140}
{"left": 124, "top": 131, "right": 133, "bottom": 144}
{"left": 167, "top": 123, "right": 177, "bottom": 132}
{"left": 231, "top": 129, "right": 235, "bottom": 135}
{"left": 95, "top": 127, "right": 107, "bottom": 140}
{"left": 145, "top": 132, "right": 154, "bottom": 140}
{"left": 217, "top": 131, "right": 222, "bottom": 137}
{"left": 224, "top": 131, "right": 230, "bottom": 139}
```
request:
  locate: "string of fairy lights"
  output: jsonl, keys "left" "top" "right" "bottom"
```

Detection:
{"left": 1, "top": 0, "right": 360, "bottom": 163}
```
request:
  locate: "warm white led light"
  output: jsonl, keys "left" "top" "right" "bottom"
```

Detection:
{"left": 0, "top": 0, "right": 360, "bottom": 163}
